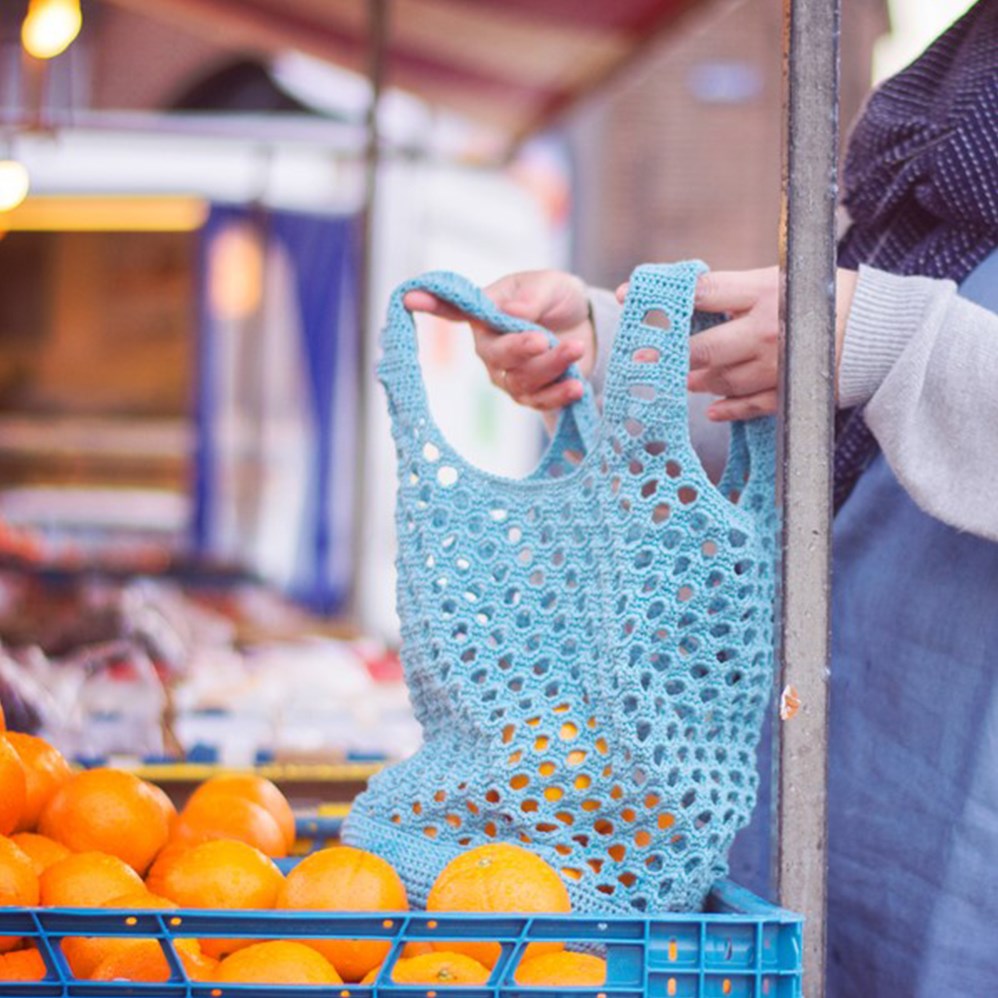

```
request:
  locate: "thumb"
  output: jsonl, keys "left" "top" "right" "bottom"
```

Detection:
{"left": 402, "top": 290, "right": 472, "bottom": 323}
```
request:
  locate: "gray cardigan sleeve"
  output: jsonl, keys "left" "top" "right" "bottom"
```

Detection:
{"left": 839, "top": 264, "right": 998, "bottom": 540}
{"left": 590, "top": 266, "right": 998, "bottom": 540}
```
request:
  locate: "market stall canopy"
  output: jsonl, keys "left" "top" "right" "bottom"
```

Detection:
{"left": 103, "top": 0, "right": 708, "bottom": 154}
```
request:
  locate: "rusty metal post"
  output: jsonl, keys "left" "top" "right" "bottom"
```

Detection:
{"left": 776, "top": 0, "right": 840, "bottom": 993}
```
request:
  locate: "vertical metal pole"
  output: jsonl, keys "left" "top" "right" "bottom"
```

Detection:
{"left": 777, "top": 0, "right": 839, "bottom": 994}
{"left": 349, "top": 0, "right": 389, "bottom": 622}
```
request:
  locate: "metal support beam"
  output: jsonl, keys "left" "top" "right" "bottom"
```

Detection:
{"left": 349, "top": 0, "right": 389, "bottom": 622}
{"left": 776, "top": 0, "right": 840, "bottom": 993}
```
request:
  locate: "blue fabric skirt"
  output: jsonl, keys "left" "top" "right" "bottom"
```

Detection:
{"left": 727, "top": 250, "right": 998, "bottom": 994}
{"left": 827, "top": 452, "right": 998, "bottom": 995}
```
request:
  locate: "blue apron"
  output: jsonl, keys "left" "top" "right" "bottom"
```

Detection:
{"left": 827, "top": 252, "right": 998, "bottom": 995}
{"left": 727, "top": 251, "right": 998, "bottom": 995}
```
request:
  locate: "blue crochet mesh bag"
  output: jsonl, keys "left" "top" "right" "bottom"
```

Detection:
{"left": 343, "top": 261, "right": 778, "bottom": 914}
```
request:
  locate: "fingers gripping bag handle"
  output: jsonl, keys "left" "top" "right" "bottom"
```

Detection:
{"left": 603, "top": 260, "right": 776, "bottom": 512}
{"left": 345, "top": 262, "right": 778, "bottom": 917}
{"left": 378, "top": 270, "right": 601, "bottom": 457}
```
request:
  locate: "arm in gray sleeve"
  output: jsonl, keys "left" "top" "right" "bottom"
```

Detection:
{"left": 839, "top": 264, "right": 998, "bottom": 540}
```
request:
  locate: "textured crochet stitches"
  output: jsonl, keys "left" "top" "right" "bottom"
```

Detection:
{"left": 343, "top": 261, "right": 778, "bottom": 913}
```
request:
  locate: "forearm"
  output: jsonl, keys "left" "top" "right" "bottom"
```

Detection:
{"left": 841, "top": 265, "right": 998, "bottom": 540}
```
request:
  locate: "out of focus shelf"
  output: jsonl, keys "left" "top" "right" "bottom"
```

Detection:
{"left": 131, "top": 761, "right": 385, "bottom": 784}
{"left": 0, "top": 415, "right": 192, "bottom": 459}
{"left": 129, "top": 760, "right": 386, "bottom": 810}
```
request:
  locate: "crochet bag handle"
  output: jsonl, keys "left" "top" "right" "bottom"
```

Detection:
{"left": 604, "top": 261, "right": 775, "bottom": 507}
{"left": 379, "top": 270, "right": 601, "bottom": 452}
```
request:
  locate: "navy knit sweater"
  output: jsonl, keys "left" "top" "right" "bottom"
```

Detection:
{"left": 834, "top": 0, "right": 998, "bottom": 506}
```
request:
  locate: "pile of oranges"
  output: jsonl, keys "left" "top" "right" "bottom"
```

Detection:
{"left": 0, "top": 704, "right": 606, "bottom": 987}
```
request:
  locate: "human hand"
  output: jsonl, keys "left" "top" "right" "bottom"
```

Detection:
{"left": 403, "top": 270, "right": 595, "bottom": 411}
{"left": 615, "top": 266, "right": 857, "bottom": 421}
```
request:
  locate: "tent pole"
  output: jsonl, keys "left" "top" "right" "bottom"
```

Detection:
{"left": 776, "top": 0, "right": 839, "bottom": 993}
{"left": 349, "top": 0, "right": 389, "bottom": 624}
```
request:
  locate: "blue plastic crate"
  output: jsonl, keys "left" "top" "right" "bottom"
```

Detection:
{"left": 0, "top": 880, "right": 801, "bottom": 996}
{"left": 283, "top": 814, "right": 345, "bottom": 863}
{"left": 1, "top": 816, "right": 800, "bottom": 995}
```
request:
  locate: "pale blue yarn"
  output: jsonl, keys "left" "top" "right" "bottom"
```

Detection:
{"left": 343, "top": 261, "right": 778, "bottom": 914}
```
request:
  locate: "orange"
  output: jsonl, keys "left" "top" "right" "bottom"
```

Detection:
{"left": 88, "top": 937, "right": 205, "bottom": 983}
{"left": 39, "top": 851, "right": 143, "bottom": 908}
{"left": 5, "top": 733, "right": 71, "bottom": 832}
{"left": 146, "top": 838, "right": 284, "bottom": 909}
{"left": 170, "top": 794, "right": 286, "bottom": 858}
{"left": 403, "top": 940, "right": 436, "bottom": 958}
{"left": 43, "top": 855, "right": 143, "bottom": 975}
{"left": 515, "top": 951, "right": 607, "bottom": 985}
{"left": 276, "top": 845, "right": 408, "bottom": 982}
{"left": 390, "top": 951, "right": 491, "bottom": 984}
{"left": 0, "top": 737, "right": 27, "bottom": 837}
{"left": 146, "top": 839, "right": 284, "bottom": 959}
{"left": 357, "top": 941, "right": 435, "bottom": 983}
{"left": 103, "top": 889, "right": 176, "bottom": 909}
{"left": 0, "top": 947, "right": 47, "bottom": 981}
{"left": 10, "top": 833, "right": 71, "bottom": 875}
{"left": 61, "top": 890, "right": 178, "bottom": 979}
{"left": 39, "top": 769, "right": 173, "bottom": 874}
{"left": 0, "top": 836, "right": 39, "bottom": 953}
{"left": 146, "top": 780, "right": 178, "bottom": 828}
{"left": 143, "top": 841, "right": 189, "bottom": 890}
{"left": 182, "top": 949, "right": 220, "bottom": 982}
{"left": 215, "top": 940, "right": 343, "bottom": 985}
{"left": 426, "top": 843, "right": 571, "bottom": 967}
{"left": 184, "top": 774, "right": 296, "bottom": 851}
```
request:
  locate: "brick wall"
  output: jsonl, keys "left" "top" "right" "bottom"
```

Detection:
{"left": 565, "top": 0, "right": 889, "bottom": 287}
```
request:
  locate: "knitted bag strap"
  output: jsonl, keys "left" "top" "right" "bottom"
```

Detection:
{"left": 604, "top": 261, "right": 776, "bottom": 510}
{"left": 379, "top": 270, "right": 601, "bottom": 454}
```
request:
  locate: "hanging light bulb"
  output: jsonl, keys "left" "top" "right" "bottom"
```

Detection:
{"left": 0, "top": 160, "right": 30, "bottom": 212}
{"left": 21, "top": 0, "right": 82, "bottom": 60}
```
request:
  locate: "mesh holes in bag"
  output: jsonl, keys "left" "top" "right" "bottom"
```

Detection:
{"left": 342, "top": 261, "right": 778, "bottom": 914}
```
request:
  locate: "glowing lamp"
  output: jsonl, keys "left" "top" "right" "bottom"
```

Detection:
{"left": 0, "top": 161, "right": 30, "bottom": 212}
{"left": 22, "top": 0, "right": 82, "bottom": 60}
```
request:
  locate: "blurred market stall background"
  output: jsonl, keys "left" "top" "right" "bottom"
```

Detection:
{"left": 0, "top": 0, "right": 974, "bottom": 776}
